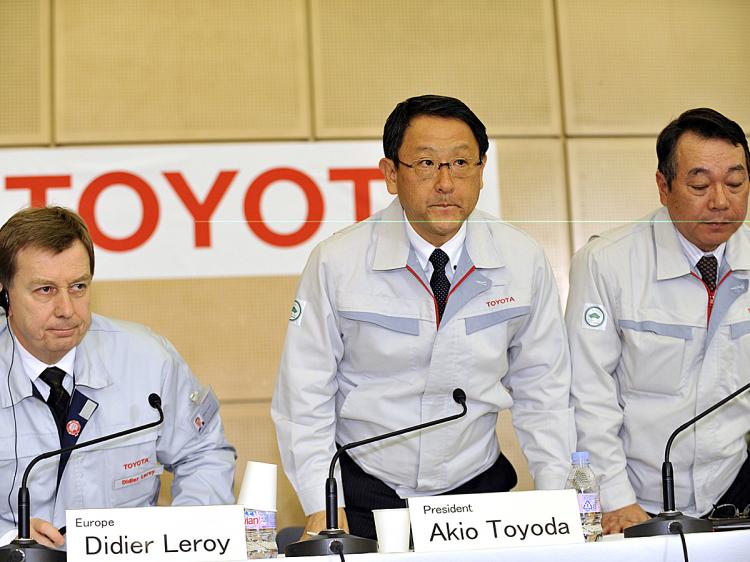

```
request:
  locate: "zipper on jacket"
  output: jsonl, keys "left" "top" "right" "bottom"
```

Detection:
{"left": 406, "top": 265, "right": 476, "bottom": 328}
{"left": 691, "top": 270, "right": 732, "bottom": 325}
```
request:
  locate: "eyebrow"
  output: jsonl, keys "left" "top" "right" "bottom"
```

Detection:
{"left": 413, "top": 143, "right": 474, "bottom": 152}
{"left": 30, "top": 274, "right": 93, "bottom": 286}
{"left": 687, "top": 164, "right": 747, "bottom": 176}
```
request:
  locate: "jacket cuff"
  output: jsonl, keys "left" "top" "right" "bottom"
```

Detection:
{"left": 298, "top": 476, "right": 346, "bottom": 516}
{"left": 0, "top": 528, "right": 17, "bottom": 547}
{"left": 533, "top": 468, "right": 569, "bottom": 491}
{"left": 599, "top": 473, "right": 637, "bottom": 512}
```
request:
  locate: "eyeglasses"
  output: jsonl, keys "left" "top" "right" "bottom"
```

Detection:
{"left": 397, "top": 157, "right": 483, "bottom": 179}
{"left": 708, "top": 503, "right": 750, "bottom": 520}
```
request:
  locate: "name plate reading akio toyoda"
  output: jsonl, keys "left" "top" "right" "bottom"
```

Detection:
{"left": 66, "top": 505, "right": 246, "bottom": 562}
{"left": 408, "top": 490, "right": 584, "bottom": 553}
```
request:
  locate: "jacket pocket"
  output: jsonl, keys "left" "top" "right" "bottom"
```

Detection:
{"left": 92, "top": 430, "right": 160, "bottom": 508}
{"left": 465, "top": 306, "right": 530, "bottom": 335}
{"left": 338, "top": 310, "right": 419, "bottom": 335}
{"left": 727, "top": 320, "right": 750, "bottom": 392}
{"left": 336, "top": 295, "right": 425, "bottom": 371}
{"left": 730, "top": 320, "right": 750, "bottom": 339}
{"left": 619, "top": 320, "right": 691, "bottom": 394}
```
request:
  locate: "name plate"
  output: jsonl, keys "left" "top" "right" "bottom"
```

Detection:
{"left": 66, "top": 505, "right": 246, "bottom": 562}
{"left": 408, "top": 490, "right": 584, "bottom": 552}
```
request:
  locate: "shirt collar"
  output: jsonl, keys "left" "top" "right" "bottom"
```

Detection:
{"left": 17, "top": 342, "right": 76, "bottom": 390}
{"left": 674, "top": 226, "right": 726, "bottom": 268}
{"left": 403, "top": 209, "right": 466, "bottom": 274}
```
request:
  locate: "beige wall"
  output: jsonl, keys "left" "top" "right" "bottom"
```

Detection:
{"left": 2, "top": 0, "right": 750, "bottom": 529}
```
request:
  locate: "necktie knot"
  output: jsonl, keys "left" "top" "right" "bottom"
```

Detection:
{"left": 40, "top": 366, "right": 66, "bottom": 389}
{"left": 696, "top": 255, "right": 718, "bottom": 292}
{"left": 429, "top": 248, "right": 450, "bottom": 271}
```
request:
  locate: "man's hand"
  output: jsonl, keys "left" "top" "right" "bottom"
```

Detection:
{"left": 29, "top": 518, "right": 65, "bottom": 548}
{"left": 303, "top": 508, "right": 349, "bottom": 539}
{"left": 602, "top": 503, "right": 649, "bottom": 534}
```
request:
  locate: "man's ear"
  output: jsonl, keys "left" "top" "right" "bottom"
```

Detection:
{"left": 379, "top": 158, "right": 399, "bottom": 195}
{"left": 656, "top": 170, "right": 670, "bottom": 205}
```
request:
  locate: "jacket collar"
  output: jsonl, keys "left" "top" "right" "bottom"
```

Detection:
{"left": 654, "top": 206, "right": 750, "bottom": 279}
{"left": 0, "top": 317, "right": 113, "bottom": 409}
{"left": 73, "top": 321, "right": 114, "bottom": 390}
{"left": 654, "top": 207, "right": 692, "bottom": 281}
{"left": 724, "top": 223, "right": 750, "bottom": 272}
{"left": 0, "top": 331, "right": 31, "bottom": 408}
{"left": 372, "top": 198, "right": 504, "bottom": 271}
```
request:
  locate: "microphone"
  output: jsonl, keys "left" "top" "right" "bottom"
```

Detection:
{"left": 0, "top": 394, "right": 164, "bottom": 562}
{"left": 285, "top": 388, "right": 468, "bottom": 557}
{"left": 624, "top": 381, "right": 750, "bottom": 538}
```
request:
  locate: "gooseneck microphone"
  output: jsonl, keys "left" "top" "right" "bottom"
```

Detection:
{"left": 285, "top": 388, "right": 468, "bottom": 557}
{"left": 624, "top": 381, "right": 750, "bottom": 538}
{"left": 0, "top": 394, "right": 164, "bottom": 562}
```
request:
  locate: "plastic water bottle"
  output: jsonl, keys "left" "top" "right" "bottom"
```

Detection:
{"left": 239, "top": 461, "right": 278, "bottom": 558}
{"left": 244, "top": 508, "right": 277, "bottom": 558}
{"left": 565, "top": 451, "right": 603, "bottom": 542}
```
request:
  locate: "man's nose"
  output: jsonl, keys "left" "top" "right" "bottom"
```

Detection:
{"left": 708, "top": 184, "right": 730, "bottom": 210}
{"left": 434, "top": 163, "right": 455, "bottom": 193}
{"left": 54, "top": 291, "right": 74, "bottom": 317}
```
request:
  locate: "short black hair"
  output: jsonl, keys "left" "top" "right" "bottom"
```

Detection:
{"left": 383, "top": 95, "right": 489, "bottom": 166}
{"left": 657, "top": 107, "right": 750, "bottom": 188}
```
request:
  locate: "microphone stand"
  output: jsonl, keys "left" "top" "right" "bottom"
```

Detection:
{"left": 285, "top": 389, "right": 468, "bottom": 557}
{"left": 624, "top": 381, "right": 750, "bottom": 538}
{"left": 0, "top": 394, "right": 164, "bottom": 562}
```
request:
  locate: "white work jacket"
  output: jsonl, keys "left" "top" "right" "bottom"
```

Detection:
{"left": 566, "top": 207, "right": 750, "bottom": 516}
{"left": 272, "top": 198, "right": 574, "bottom": 515}
{"left": 0, "top": 314, "right": 236, "bottom": 540}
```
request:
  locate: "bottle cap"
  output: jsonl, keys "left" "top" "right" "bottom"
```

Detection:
{"left": 237, "top": 460, "right": 277, "bottom": 512}
{"left": 571, "top": 451, "right": 589, "bottom": 464}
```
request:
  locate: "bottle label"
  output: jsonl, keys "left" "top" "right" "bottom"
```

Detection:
{"left": 577, "top": 493, "right": 600, "bottom": 514}
{"left": 244, "top": 508, "right": 276, "bottom": 530}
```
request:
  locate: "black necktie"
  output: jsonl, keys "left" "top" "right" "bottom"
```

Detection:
{"left": 429, "top": 249, "right": 451, "bottom": 323}
{"left": 40, "top": 366, "right": 70, "bottom": 431}
{"left": 696, "top": 255, "right": 718, "bottom": 292}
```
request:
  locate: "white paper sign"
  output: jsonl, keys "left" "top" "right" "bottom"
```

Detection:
{"left": 66, "top": 505, "right": 246, "bottom": 562}
{"left": 0, "top": 141, "right": 500, "bottom": 280}
{"left": 408, "top": 490, "right": 584, "bottom": 552}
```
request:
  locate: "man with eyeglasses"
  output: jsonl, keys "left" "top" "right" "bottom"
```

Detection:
{"left": 272, "top": 95, "right": 574, "bottom": 540}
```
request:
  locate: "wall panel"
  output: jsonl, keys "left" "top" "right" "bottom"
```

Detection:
{"left": 567, "top": 138, "right": 660, "bottom": 251}
{"left": 496, "top": 139, "right": 571, "bottom": 297}
{"left": 558, "top": 0, "right": 750, "bottom": 135}
{"left": 91, "top": 275, "right": 298, "bottom": 402}
{"left": 0, "top": 0, "right": 50, "bottom": 145}
{"left": 311, "top": 0, "right": 560, "bottom": 138}
{"left": 54, "top": 0, "right": 310, "bottom": 143}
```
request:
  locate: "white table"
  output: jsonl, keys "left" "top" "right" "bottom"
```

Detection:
{"left": 289, "top": 530, "right": 750, "bottom": 561}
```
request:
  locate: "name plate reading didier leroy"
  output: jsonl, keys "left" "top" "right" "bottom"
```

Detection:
{"left": 66, "top": 505, "right": 246, "bottom": 562}
{"left": 408, "top": 490, "right": 584, "bottom": 553}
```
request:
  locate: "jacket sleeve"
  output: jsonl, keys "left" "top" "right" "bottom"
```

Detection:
{"left": 271, "top": 245, "right": 345, "bottom": 515}
{"left": 155, "top": 339, "right": 237, "bottom": 506}
{"left": 565, "top": 245, "right": 636, "bottom": 511}
{"left": 0, "top": 527, "right": 16, "bottom": 546}
{"left": 504, "top": 251, "right": 576, "bottom": 490}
